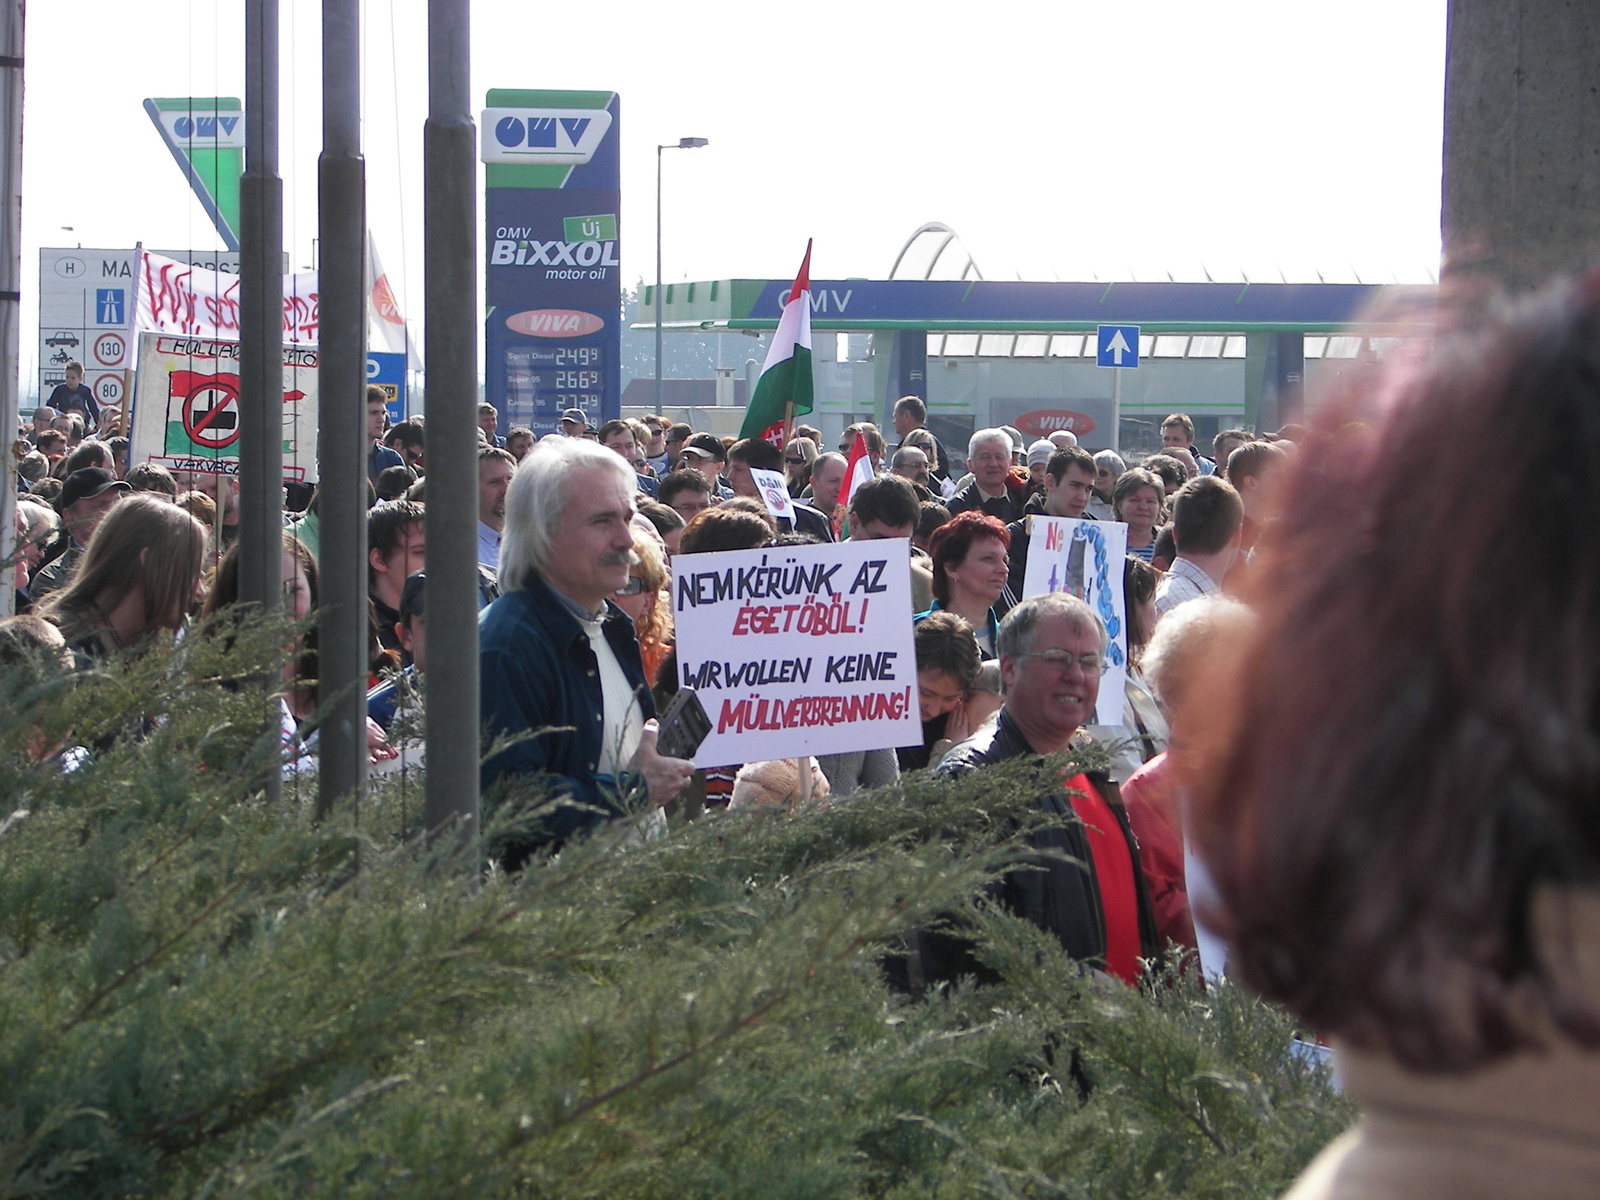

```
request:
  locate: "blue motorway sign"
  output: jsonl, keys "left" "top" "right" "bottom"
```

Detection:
{"left": 481, "top": 89, "right": 621, "bottom": 436}
{"left": 367, "top": 351, "right": 407, "bottom": 423}
{"left": 1096, "top": 324, "right": 1140, "bottom": 368}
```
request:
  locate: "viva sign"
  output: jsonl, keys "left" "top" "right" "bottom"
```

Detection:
{"left": 481, "top": 90, "right": 621, "bottom": 435}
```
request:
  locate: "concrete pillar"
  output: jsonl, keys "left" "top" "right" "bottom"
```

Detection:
{"left": 1443, "top": 1, "right": 1600, "bottom": 291}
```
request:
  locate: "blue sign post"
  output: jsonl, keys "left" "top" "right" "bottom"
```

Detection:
{"left": 481, "top": 89, "right": 621, "bottom": 436}
{"left": 1096, "top": 324, "right": 1139, "bottom": 452}
{"left": 1096, "top": 324, "right": 1140, "bottom": 368}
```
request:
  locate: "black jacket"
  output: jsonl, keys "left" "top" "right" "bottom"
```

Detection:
{"left": 945, "top": 476, "right": 1029, "bottom": 527}
{"left": 934, "top": 709, "right": 1161, "bottom": 978}
{"left": 780, "top": 501, "right": 834, "bottom": 543}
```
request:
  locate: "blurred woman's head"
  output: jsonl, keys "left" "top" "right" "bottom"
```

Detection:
{"left": 41, "top": 493, "right": 206, "bottom": 644}
{"left": 1192, "top": 273, "right": 1600, "bottom": 1072}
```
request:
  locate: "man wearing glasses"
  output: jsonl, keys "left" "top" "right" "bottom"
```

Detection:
{"left": 937, "top": 593, "right": 1160, "bottom": 986}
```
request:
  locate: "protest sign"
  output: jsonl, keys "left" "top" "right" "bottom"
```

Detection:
{"left": 672, "top": 539, "right": 921, "bottom": 766}
{"left": 1019, "top": 516, "right": 1129, "bottom": 724}
{"left": 749, "top": 467, "right": 795, "bottom": 524}
{"left": 128, "top": 332, "right": 320, "bottom": 482}
{"left": 138, "top": 251, "right": 320, "bottom": 344}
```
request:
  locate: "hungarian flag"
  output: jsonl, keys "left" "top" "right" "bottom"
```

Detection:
{"left": 843, "top": 430, "right": 874, "bottom": 504}
{"left": 835, "top": 430, "right": 875, "bottom": 537}
{"left": 739, "top": 240, "right": 814, "bottom": 445}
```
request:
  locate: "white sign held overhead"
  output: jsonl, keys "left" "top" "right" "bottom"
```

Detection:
{"left": 672, "top": 539, "right": 922, "bottom": 767}
{"left": 750, "top": 467, "right": 795, "bottom": 524}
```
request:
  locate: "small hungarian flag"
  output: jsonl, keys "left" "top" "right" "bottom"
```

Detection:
{"left": 835, "top": 430, "right": 876, "bottom": 537}
{"left": 843, "top": 430, "right": 875, "bottom": 505}
{"left": 739, "top": 240, "right": 814, "bottom": 445}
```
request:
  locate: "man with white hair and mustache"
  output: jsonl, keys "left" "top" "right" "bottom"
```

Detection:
{"left": 479, "top": 436, "right": 695, "bottom": 867}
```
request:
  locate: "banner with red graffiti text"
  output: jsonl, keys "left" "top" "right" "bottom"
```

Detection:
{"left": 671, "top": 539, "right": 921, "bottom": 766}
{"left": 137, "top": 251, "right": 320, "bottom": 345}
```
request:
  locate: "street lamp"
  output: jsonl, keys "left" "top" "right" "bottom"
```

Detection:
{"left": 655, "top": 136, "right": 709, "bottom": 417}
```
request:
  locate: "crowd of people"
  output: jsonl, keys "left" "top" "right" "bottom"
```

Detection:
{"left": 7, "top": 365, "right": 1305, "bottom": 991}
{"left": 16, "top": 275, "right": 1600, "bottom": 1199}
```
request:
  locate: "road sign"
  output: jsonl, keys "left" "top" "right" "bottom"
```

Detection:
{"left": 92, "top": 331, "right": 126, "bottom": 367}
{"left": 1097, "top": 324, "right": 1140, "bottom": 369}
{"left": 92, "top": 373, "right": 125, "bottom": 408}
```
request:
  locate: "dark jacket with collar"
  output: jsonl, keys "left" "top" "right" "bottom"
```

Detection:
{"left": 936, "top": 709, "right": 1162, "bottom": 977}
{"left": 780, "top": 501, "right": 834, "bottom": 543}
{"left": 479, "top": 570, "right": 656, "bottom": 858}
{"left": 946, "top": 473, "right": 1030, "bottom": 526}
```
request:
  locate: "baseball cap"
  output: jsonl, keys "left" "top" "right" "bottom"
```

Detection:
{"left": 1027, "top": 439, "right": 1055, "bottom": 468}
{"left": 399, "top": 570, "right": 426, "bottom": 622}
{"left": 57, "top": 467, "right": 130, "bottom": 512}
{"left": 560, "top": 408, "right": 588, "bottom": 427}
{"left": 1001, "top": 425, "right": 1025, "bottom": 454}
{"left": 682, "top": 432, "right": 727, "bottom": 462}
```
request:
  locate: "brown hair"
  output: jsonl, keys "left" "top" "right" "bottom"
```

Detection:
{"left": 678, "top": 506, "right": 772, "bottom": 555}
{"left": 40, "top": 493, "right": 206, "bottom": 644}
{"left": 926, "top": 510, "right": 1009, "bottom": 604}
{"left": 1192, "top": 273, "right": 1600, "bottom": 1071}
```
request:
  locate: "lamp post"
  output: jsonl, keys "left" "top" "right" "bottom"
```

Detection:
{"left": 655, "top": 137, "right": 708, "bottom": 417}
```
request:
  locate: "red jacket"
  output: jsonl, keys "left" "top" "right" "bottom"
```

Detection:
{"left": 1120, "top": 752, "right": 1197, "bottom": 953}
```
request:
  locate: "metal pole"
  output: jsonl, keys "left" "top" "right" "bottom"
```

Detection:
{"left": 1111, "top": 367, "right": 1121, "bottom": 454}
{"left": 422, "top": 0, "right": 479, "bottom": 849}
{"left": 240, "top": 0, "right": 285, "bottom": 802}
{"left": 654, "top": 144, "right": 662, "bottom": 417}
{"left": 0, "top": 0, "right": 22, "bottom": 620}
{"left": 316, "top": 0, "right": 368, "bottom": 818}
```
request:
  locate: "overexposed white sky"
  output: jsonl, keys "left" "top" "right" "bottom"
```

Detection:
{"left": 22, "top": 0, "right": 1446, "bottom": 364}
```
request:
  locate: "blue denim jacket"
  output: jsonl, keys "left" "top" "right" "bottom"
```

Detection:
{"left": 479, "top": 570, "right": 657, "bottom": 847}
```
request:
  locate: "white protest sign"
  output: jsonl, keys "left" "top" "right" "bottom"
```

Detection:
{"left": 673, "top": 539, "right": 921, "bottom": 766}
{"left": 128, "top": 332, "right": 320, "bottom": 482}
{"left": 749, "top": 467, "right": 795, "bottom": 524}
{"left": 138, "top": 251, "right": 321, "bottom": 344}
{"left": 1020, "top": 516, "right": 1129, "bottom": 724}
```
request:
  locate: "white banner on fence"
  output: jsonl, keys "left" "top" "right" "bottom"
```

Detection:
{"left": 1019, "top": 516, "right": 1129, "bottom": 725}
{"left": 672, "top": 539, "right": 922, "bottom": 766}
{"left": 128, "top": 332, "right": 320, "bottom": 483}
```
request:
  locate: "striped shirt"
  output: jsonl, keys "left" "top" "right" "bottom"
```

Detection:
{"left": 1153, "top": 556, "right": 1219, "bottom": 615}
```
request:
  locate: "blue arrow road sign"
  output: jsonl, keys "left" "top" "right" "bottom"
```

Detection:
{"left": 1097, "top": 324, "right": 1140, "bottom": 368}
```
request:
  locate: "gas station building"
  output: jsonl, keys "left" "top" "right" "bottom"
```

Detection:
{"left": 635, "top": 277, "right": 1434, "bottom": 459}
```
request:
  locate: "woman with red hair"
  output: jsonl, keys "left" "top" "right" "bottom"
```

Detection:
{"left": 918, "top": 510, "right": 1010, "bottom": 659}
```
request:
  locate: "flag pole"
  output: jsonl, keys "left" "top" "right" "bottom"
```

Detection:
{"left": 782, "top": 399, "right": 794, "bottom": 449}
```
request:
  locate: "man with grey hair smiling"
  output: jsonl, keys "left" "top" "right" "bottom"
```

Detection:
{"left": 936, "top": 592, "right": 1159, "bottom": 985}
{"left": 479, "top": 436, "right": 695, "bottom": 867}
{"left": 946, "top": 427, "right": 1028, "bottom": 525}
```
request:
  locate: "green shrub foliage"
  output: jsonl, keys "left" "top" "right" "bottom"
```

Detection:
{"left": 0, "top": 617, "right": 1354, "bottom": 1197}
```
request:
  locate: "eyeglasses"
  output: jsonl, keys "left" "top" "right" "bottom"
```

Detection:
{"left": 1016, "top": 650, "right": 1105, "bottom": 676}
{"left": 614, "top": 576, "right": 647, "bottom": 596}
{"left": 785, "top": 456, "right": 805, "bottom": 465}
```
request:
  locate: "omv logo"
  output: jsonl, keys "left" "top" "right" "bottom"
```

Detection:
{"left": 480, "top": 107, "right": 613, "bottom": 165}
{"left": 155, "top": 110, "right": 246, "bottom": 149}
